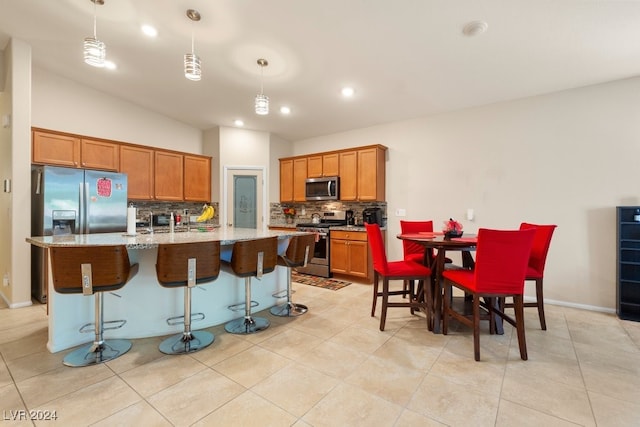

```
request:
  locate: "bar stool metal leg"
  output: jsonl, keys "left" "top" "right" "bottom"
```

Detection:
{"left": 159, "top": 285, "right": 214, "bottom": 354}
{"left": 225, "top": 277, "right": 270, "bottom": 334}
{"left": 270, "top": 268, "right": 308, "bottom": 317}
{"left": 63, "top": 292, "right": 131, "bottom": 367}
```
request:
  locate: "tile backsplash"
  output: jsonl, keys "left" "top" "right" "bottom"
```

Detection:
{"left": 271, "top": 201, "right": 387, "bottom": 226}
{"left": 129, "top": 201, "right": 219, "bottom": 224}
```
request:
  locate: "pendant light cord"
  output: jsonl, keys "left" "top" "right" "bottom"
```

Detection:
{"left": 92, "top": 0, "right": 98, "bottom": 38}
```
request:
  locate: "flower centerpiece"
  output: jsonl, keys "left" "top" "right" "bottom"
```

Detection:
{"left": 283, "top": 207, "right": 296, "bottom": 224}
{"left": 443, "top": 218, "right": 463, "bottom": 239}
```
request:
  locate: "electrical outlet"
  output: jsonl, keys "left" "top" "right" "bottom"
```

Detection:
{"left": 3, "top": 273, "right": 9, "bottom": 287}
{"left": 466, "top": 208, "right": 474, "bottom": 221}
{"left": 395, "top": 208, "right": 406, "bottom": 217}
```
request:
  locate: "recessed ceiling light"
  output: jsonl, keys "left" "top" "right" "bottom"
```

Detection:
{"left": 104, "top": 60, "right": 117, "bottom": 70}
{"left": 280, "top": 106, "right": 291, "bottom": 115}
{"left": 462, "top": 21, "right": 488, "bottom": 37}
{"left": 341, "top": 87, "right": 355, "bottom": 97}
{"left": 141, "top": 25, "right": 158, "bottom": 37}
{"left": 234, "top": 119, "right": 244, "bottom": 127}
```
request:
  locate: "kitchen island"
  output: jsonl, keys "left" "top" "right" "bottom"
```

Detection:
{"left": 26, "top": 227, "right": 309, "bottom": 353}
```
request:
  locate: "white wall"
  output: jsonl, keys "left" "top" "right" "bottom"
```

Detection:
{"left": 293, "top": 77, "right": 640, "bottom": 311}
{"left": 32, "top": 67, "right": 202, "bottom": 153}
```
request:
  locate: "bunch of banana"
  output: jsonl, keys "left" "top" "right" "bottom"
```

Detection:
{"left": 195, "top": 204, "right": 214, "bottom": 222}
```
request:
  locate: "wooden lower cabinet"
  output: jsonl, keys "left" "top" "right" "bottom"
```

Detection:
{"left": 330, "top": 230, "right": 372, "bottom": 282}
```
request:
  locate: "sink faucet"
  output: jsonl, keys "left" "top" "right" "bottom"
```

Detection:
{"left": 145, "top": 210, "right": 153, "bottom": 234}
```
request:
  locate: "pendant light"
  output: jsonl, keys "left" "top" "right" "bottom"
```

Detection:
{"left": 184, "top": 9, "right": 202, "bottom": 81}
{"left": 83, "top": 0, "right": 106, "bottom": 67}
{"left": 255, "top": 58, "right": 269, "bottom": 115}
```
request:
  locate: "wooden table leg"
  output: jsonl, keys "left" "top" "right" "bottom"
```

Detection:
{"left": 432, "top": 250, "right": 446, "bottom": 334}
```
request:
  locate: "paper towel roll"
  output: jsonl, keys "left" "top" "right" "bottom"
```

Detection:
{"left": 127, "top": 206, "right": 137, "bottom": 236}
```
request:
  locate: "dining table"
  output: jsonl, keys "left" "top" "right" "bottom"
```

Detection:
{"left": 397, "top": 232, "right": 482, "bottom": 333}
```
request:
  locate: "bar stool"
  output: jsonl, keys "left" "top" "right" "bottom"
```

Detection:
{"left": 49, "top": 245, "right": 139, "bottom": 367}
{"left": 270, "top": 233, "right": 315, "bottom": 317}
{"left": 156, "top": 241, "right": 220, "bottom": 354}
{"left": 224, "top": 237, "right": 278, "bottom": 334}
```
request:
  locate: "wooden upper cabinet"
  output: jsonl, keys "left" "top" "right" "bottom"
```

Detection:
{"left": 339, "top": 151, "right": 358, "bottom": 201}
{"left": 280, "top": 159, "right": 294, "bottom": 202}
{"left": 307, "top": 155, "right": 323, "bottom": 178}
{"left": 323, "top": 153, "right": 339, "bottom": 176}
{"left": 184, "top": 155, "right": 211, "bottom": 202}
{"left": 154, "top": 151, "right": 183, "bottom": 200}
{"left": 357, "top": 146, "right": 386, "bottom": 201}
{"left": 293, "top": 157, "right": 308, "bottom": 202}
{"left": 308, "top": 153, "right": 339, "bottom": 178}
{"left": 81, "top": 138, "right": 119, "bottom": 171}
{"left": 32, "top": 131, "right": 80, "bottom": 167}
{"left": 120, "top": 145, "right": 154, "bottom": 200}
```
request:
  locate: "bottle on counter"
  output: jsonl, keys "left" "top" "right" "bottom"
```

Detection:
{"left": 170, "top": 212, "right": 175, "bottom": 233}
{"left": 634, "top": 209, "right": 640, "bottom": 222}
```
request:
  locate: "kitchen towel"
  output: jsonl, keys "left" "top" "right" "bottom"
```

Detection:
{"left": 127, "top": 205, "right": 137, "bottom": 236}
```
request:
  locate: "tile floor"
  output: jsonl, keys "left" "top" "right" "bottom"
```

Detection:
{"left": 1, "top": 281, "right": 640, "bottom": 426}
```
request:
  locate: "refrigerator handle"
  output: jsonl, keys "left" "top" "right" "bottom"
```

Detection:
{"left": 79, "top": 182, "right": 89, "bottom": 234}
{"left": 35, "top": 171, "right": 42, "bottom": 194}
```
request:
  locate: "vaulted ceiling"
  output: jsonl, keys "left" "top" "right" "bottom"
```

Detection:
{"left": 2, "top": 0, "right": 640, "bottom": 141}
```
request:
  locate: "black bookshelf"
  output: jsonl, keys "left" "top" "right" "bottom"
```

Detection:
{"left": 617, "top": 206, "right": 640, "bottom": 321}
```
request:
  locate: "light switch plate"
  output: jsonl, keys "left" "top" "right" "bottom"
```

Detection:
{"left": 395, "top": 208, "right": 406, "bottom": 217}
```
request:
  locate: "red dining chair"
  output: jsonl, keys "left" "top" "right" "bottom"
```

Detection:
{"left": 365, "top": 223, "right": 432, "bottom": 331}
{"left": 502, "top": 223, "right": 557, "bottom": 330}
{"left": 442, "top": 228, "right": 535, "bottom": 361}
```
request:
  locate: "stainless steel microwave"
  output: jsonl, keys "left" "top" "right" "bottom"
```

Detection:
{"left": 305, "top": 176, "right": 339, "bottom": 201}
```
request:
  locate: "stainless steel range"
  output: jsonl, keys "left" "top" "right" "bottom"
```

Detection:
{"left": 296, "top": 210, "right": 347, "bottom": 277}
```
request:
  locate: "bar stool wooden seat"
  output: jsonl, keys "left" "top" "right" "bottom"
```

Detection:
{"left": 270, "top": 233, "right": 315, "bottom": 317}
{"left": 224, "top": 237, "right": 278, "bottom": 334}
{"left": 156, "top": 241, "right": 220, "bottom": 354}
{"left": 50, "top": 245, "right": 139, "bottom": 367}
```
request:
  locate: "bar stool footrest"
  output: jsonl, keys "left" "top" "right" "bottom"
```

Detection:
{"left": 79, "top": 319, "right": 126, "bottom": 334}
{"left": 227, "top": 300, "right": 259, "bottom": 312}
{"left": 62, "top": 339, "right": 131, "bottom": 367}
{"left": 166, "top": 312, "right": 205, "bottom": 326}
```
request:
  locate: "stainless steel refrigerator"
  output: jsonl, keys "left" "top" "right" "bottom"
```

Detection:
{"left": 31, "top": 165, "right": 128, "bottom": 303}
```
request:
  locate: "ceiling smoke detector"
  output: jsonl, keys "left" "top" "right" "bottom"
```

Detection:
{"left": 462, "top": 21, "right": 488, "bottom": 37}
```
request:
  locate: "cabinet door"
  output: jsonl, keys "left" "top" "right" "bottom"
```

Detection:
{"left": 347, "top": 241, "right": 369, "bottom": 278}
{"left": 357, "top": 147, "right": 385, "bottom": 201}
{"left": 184, "top": 155, "right": 211, "bottom": 202}
{"left": 154, "top": 151, "right": 184, "bottom": 200}
{"left": 330, "top": 239, "right": 349, "bottom": 274}
{"left": 81, "top": 138, "right": 119, "bottom": 171}
{"left": 307, "top": 155, "right": 323, "bottom": 178}
{"left": 339, "top": 151, "right": 357, "bottom": 200}
{"left": 323, "top": 153, "right": 339, "bottom": 176}
{"left": 293, "top": 158, "right": 308, "bottom": 202}
{"left": 280, "top": 159, "right": 294, "bottom": 202}
{"left": 32, "top": 131, "right": 80, "bottom": 167}
{"left": 120, "top": 145, "right": 154, "bottom": 200}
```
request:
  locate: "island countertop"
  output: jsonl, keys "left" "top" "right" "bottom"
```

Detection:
{"left": 26, "top": 226, "right": 309, "bottom": 249}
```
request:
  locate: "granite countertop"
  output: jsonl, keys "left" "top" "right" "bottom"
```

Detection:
{"left": 268, "top": 224, "right": 384, "bottom": 232}
{"left": 26, "top": 226, "right": 309, "bottom": 249}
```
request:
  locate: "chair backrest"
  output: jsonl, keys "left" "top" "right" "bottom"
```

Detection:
{"left": 519, "top": 223, "right": 557, "bottom": 276}
{"left": 282, "top": 233, "right": 316, "bottom": 268}
{"left": 50, "top": 245, "right": 136, "bottom": 294}
{"left": 400, "top": 220, "right": 433, "bottom": 259}
{"left": 473, "top": 228, "right": 536, "bottom": 294}
{"left": 229, "top": 237, "right": 278, "bottom": 277}
{"left": 365, "top": 223, "right": 389, "bottom": 274}
{"left": 156, "top": 241, "right": 221, "bottom": 287}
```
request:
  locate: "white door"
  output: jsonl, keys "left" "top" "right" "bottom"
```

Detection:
{"left": 224, "top": 167, "right": 265, "bottom": 229}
